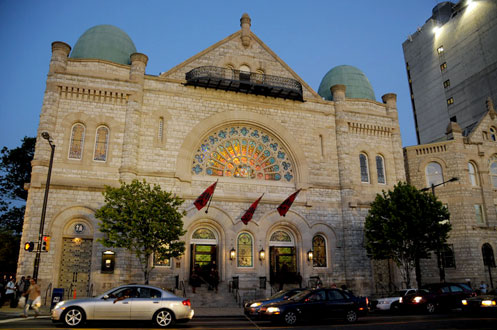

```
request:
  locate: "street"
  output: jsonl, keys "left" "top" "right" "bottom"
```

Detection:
{"left": 0, "top": 313, "right": 496, "bottom": 330}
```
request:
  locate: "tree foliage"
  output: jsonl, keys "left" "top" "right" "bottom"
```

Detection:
{"left": 95, "top": 180, "right": 186, "bottom": 284}
{"left": 0, "top": 137, "right": 35, "bottom": 275}
{"left": 364, "top": 182, "right": 451, "bottom": 288}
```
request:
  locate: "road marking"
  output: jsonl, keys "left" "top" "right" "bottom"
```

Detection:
{"left": 0, "top": 316, "right": 50, "bottom": 324}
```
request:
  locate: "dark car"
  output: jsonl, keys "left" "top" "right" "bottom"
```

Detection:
{"left": 259, "top": 288, "right": 368, "bottom": 325}
{"left": 399, "top": 283, "right": 474, "bottom": 314}
{"left": 244, "top": 288, "right": 305, "bottom": 317}
{"left": 462, "top": 289, "right": 497, "bottom": 315}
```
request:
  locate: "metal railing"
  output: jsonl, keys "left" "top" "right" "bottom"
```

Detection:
{"left": 44, "top": 282, "right": 52, "bottom": 306}
{"left": 185, "top": 66, "right": 304, "bottom": 101}
{"left": 179, "top": 280, "right": 186, "bottom": 297}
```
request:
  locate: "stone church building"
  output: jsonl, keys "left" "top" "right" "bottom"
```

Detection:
{"left": 18, "top": 14, "right": 407, "bottom": 298}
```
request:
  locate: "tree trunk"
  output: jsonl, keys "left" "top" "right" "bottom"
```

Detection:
{"left": 144, "top": 253, "right": 151, "bottom": 284}
{"left": 415, "top": 256, "right": 422, "bottom": 289}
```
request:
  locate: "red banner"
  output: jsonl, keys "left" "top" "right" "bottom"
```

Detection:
{"left": 277, "top": 189, "right": 301, "bottom": 217}
{"left": 241, "top": 194, "right": 264, "bottom": 225}
{"left": 193, "top": 181, "right": 217, "bottom": 211}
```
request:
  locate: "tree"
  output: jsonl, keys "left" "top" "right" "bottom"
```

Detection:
{"left": 364, "top": 182, "right": 451, "bottom": 289}
{"left": 0, "top": 136, "right": 35, "bottom": 274}
{"left": 95, "top": 180, "right": 186, "bottom": 284}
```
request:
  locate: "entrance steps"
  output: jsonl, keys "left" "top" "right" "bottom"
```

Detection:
{"left": 186, "top": 282, "right": 237, "bottom": 308}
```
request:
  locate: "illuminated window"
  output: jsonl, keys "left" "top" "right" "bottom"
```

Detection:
{"left": 69, "top": 123, "right": 85, "bottom": 160}
{"left": 447, "top": 97, "right": 454, "bottom": 105}
{"left": 440, "top": 62, "right": 447, "bottom": 71}
{"left": 376, "top": 155, "right": 386, "bottom": 184}
{"left": 426, "top": 162, "right": 443, "bottom": 187}
{"left": 360, "top": 153, "right": 369, "bottom": 183}
{"left": 312, "top": 235, "right": 327, "bottom": 268}
{"left": 474, "top": 204, "right": 485, "bottom": 225}
{"left": 443, "top": 80, "right": 450, "bottom": 88}
{"left": 437, "top": 46, "right": 444, "bottom": 54}
{"left": 468, "top": 162, "right": 478, "bottom": 186}
{"left": 490, "top": 155, "right": 497, "bottom": 188}
{"left": 237, "top": 232, "right": 253, "bottom": 268}
{"left": 93, "top": 126, "right": 109, "bottom": 162}
{"left": 191, "top": 125, "right": 294, "bottom": 182}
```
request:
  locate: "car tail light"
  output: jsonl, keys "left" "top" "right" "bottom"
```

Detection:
{"left": 365, "top": 297, "right": 369, "bottom": 305}
{"left": 182, "top": 299, "right": 191, "bottom": 307}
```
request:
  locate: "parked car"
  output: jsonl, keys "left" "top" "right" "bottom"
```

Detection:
{"left": 51, "top": 284, "right": 194, "bottom": 328}
{"left": 399, "top": 283, "right": 474, "bottom": 314}
{"left": 244, "top": 288, "right": 305, "bottom": 317}
{"left": 376, "top": 289, "right": 417, "bottom": 311}
{"left": 462, "top": 289, "right": 497, "bottom": 315}
{"left": 259, "top": 288, "right": 368, "bottom": 325}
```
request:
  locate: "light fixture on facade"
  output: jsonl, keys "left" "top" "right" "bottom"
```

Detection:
{"left": 259, "top": 248, "right": 265, "bottom": 261}
{"left": 307, "top": 250, "right": 314, "bottom": 262}
{"left": 230, "top": 248, "right": 236, "bottom": 260}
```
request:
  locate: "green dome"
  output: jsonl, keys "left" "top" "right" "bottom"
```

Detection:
{"left": 318, "top": 65, "right": 376, "bottom": 101}
{"left": 70, "top": 25, "right": 136, "bottom": 65}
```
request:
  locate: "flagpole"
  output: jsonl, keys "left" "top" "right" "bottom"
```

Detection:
{"left": 205, "top": 179, "right": 218, "bottom": 213}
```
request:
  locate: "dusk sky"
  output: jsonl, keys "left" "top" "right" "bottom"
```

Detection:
{"left": 0, "top": 0, "right": 441, "bottom": 150}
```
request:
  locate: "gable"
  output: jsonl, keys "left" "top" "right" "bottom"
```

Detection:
{"left": 160, "top": 29, "right": 320, "bottom": 100}
{"left": 465, "top": 98, "right": 497, "bottom": 143}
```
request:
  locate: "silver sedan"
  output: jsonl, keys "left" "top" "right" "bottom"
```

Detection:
{"left": 51, "top": 284, "right": 194, "bottom": 327}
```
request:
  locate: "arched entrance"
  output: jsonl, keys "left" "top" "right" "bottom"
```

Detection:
{"left": 269, "top": 230, "right": 297, "bottom": 287}
{"left": 190, "top": 228, "right": 218, "bottom": 282}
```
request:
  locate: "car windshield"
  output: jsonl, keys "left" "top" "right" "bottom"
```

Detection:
{"left": 269, "top": 290, "right": 294, "bottom": 299}
{"left": 392, "top": 290, "right": 407, "bottom": 296}
{"left": 288, "top": 290, "right": 312, "bottom": 301}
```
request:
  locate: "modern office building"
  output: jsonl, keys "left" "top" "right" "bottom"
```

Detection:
{"left": 403, "top": 0, "right": 497, "bottom": 144}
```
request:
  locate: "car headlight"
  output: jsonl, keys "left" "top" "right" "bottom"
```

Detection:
{"left": 250, "top": 302, "right": 262, "bottom": 308}
{"left": 481, "top": 300, "right": 496, "bottom": 307}
{"left": 54, "top": 301, "right": 66, "bottom": 310}
{"left": 266, "top": 307, "right": 280, "bottom": 314}
{"left": 462, "top": 300, "right": 468, "bottom": 306}
{"left": 413, "top": 296, "right": 424, "bottom": 303}
{"left": 399, "top": 297, "right": 403, "bottom": 303}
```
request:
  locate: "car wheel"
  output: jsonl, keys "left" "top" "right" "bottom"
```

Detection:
{"left": 153, "top": 309, "right": 175, "bottom": 328}
{"left": 62, "top": 307, "right": 85, "bottom": 327}
{"left": 390, "top": 302, "right": 400, "bottom": 313}
{"left": 426, "top": 302, "right": 436, "bottom": 314}
{"left": 283, "top": 311, "right": 298, "bottom": 325}
{"left": 345, "top": 310, "right": 358, "bottom": 323}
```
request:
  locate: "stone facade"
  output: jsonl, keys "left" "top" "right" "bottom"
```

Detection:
{"left": 404, "top": 99, "right": 497, "bottom": 288}
{"left": 18, "top": 15, "right": 405, "bottom": 299}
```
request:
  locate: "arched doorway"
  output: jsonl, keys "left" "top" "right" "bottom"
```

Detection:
{"left": 269, "top": 230, "right": 297, "bottom": 287}
{"left": 190, "top": 228, "right": 218, "bottom": 282}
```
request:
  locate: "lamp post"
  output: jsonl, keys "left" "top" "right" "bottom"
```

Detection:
{"left": 32, "top": 132, "right": 55, "bottom": 280}
{"left": 420, "top": 176, "right": 458, "bottom": 283}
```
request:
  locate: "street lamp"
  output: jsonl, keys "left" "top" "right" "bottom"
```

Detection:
{"left": 420, "top": 176, "right": 458, "bottom": 283}
{"left": 32, "top": 132, "right": 55, "bottom": 280}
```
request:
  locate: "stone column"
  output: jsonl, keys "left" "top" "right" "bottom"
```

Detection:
{"left": 382, "top": 93, "right": 405, "bottom": 182}
{"left": 120, "top": 53, "right": 148, "bottom": 182}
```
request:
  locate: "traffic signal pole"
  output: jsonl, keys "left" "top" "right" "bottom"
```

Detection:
{"left": 33, "top": 133, "right": 55, "bottom": 280}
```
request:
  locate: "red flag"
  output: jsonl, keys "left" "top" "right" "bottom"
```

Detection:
{"left": 277, "top": 189, "right": 301, "bottom": 217}
{"left": 241, "top": 194, "right": 264, "bottom": 225}
{"left": 194, "top": 181, "right": 217, "bottom": 211}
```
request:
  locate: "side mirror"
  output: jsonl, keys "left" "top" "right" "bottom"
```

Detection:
{"left": 103, "top": 295, "right": 109, "bottom": 300}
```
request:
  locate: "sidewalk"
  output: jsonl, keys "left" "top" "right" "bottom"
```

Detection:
{"left": 0, "top": 305, "right": 244, "bottom": 320}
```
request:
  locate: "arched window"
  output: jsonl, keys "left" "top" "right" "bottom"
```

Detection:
{"left": 191, "top": 125, "right": 295, "bottom": 182}
{"left": 312, "top": 235, "right": 327, "bottom": 268}
{"left": 490, "top": 127, "right": 496, "bottom": 141}
{"left": 69, "top": 123, "right": 85, "bottom": 160}
{"left": 376, "top": 155, "right": 386, "bottom": 184}
{"left": 426, "top": 162, "right": 443, "bottom": 187}
{"left": 359, "top": 153, "right": 369, "bottom": 183}
{"left": 482, "top": 243, "right": 495, "bottom": 267}
{"left": 468, "top": 162, "right": 478, "bottom": 186}
{"left": 490, "top": 155, "right": 497, "bottom": 188}
{"left": 237, "top": 232, "right": 253, "bottom": 268}
{"left": 93, "top": 126, "right": 109, "bottom": 161}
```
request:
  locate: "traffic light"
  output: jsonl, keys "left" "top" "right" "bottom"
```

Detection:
{"left": 42, "top": 236, "right": 50, "bottom": 251}
{"left": 24, "top": 241, "right": 34, "bottom": 252}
